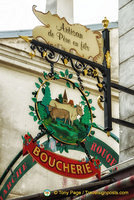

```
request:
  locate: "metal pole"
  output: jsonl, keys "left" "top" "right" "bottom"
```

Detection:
{"left": 111, "top": 82, "right": 134, "bottom": 95}
{"left": 102, "top": 18, "right": 112, "bottom": 132}
{"left": 0, "top": 130, "right": 46, "bottom": 185}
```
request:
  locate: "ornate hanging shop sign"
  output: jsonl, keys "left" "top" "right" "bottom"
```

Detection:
{"left": 0, "top": 9, "right": 122, "bottom": 199}
{"left": 23, "top": 133, "right": 101, "bottom": 179}
{"left": 26, "top": 70, "right": 102, "bottom": 179}
{"left": 30, "top": 71, "right": 94, "bottom": 145}
{"left": 32, "top": 6, "right": 104, "bottom": 64}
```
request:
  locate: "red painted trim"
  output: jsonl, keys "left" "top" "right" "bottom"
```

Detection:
{"left": 23, "top": 137, "right": 101, "bottom": 180}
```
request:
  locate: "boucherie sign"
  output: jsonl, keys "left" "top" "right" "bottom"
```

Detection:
{"left": 32, "top": 5, "right": 104, "bottom": 64}
{"left": 23, "top": 133, "right": 101, "bottom": 179}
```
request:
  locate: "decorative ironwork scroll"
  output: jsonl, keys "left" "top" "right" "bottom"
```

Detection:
{"left": 29, "top": 39, "right": 106, "bottom": 92}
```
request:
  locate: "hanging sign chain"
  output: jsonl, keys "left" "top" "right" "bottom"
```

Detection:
{"left": 80, "top": 142, "right": 92, "bottom": 161}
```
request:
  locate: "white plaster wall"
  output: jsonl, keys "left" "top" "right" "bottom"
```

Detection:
{"left": 0, "top": 66, "right": 38, "bottom": 171}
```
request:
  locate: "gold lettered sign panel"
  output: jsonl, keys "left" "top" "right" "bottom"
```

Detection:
{"left": 32, "top": 6, "right": 104, "bottom": 64}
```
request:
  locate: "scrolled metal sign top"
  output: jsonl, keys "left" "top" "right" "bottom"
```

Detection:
{"left": 32, "top": 5, "right": 104, "bottom": 64}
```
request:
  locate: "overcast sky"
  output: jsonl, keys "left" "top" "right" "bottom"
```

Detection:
{"left": 0, "top": 0, "right": 118, "bottom": 31}
{"left": 74, "top": 0, "right": 118, "bottom": 25}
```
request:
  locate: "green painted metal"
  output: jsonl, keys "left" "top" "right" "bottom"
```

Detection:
{"left": 66, "top": 136, "right": 119, "bottom": 168}
{"left": 0, "top": 137, "right": 118, "bottom": 200}
{"left": 0, "top": 125, "right": 119, "bottom": 187}
{"left": 0, "top": 150, "right": 23, "bottom": 185}
{"left": 93, "top": 124, "right": 119, "bottom": 143}
{"left": 0, "top": 155, "right": 36, "bottom": 200}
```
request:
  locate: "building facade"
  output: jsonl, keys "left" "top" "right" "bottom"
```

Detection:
{"left": 119, "top": 0, "right": 134, "bottom": 162}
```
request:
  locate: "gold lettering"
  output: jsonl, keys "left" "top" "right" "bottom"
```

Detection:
{"left": 85, "top": 163, "right": 92, "bottom": 173}
{"left": 33, "top": 146, "right": 40, "bottom": 156}
{"left": 48, "top": 157, "right": 55, "bottom": 167}
{"left": 82, "top": 164, "right": 86, "bottom": 174}
{"left": 71, "top": 164, "right": 76, "bottom": 174}
{"left": 70, "top": 190, "right": 74, "bottom": 194}
{"left": 40, "top": 152, "right": 48, "bottom": 163}
{"left": 63, "top": 163, "right": 70, "bottom": 173}
{"left": 56, "top": 161, "right": 62, "bottom": 171}
{"left": 76, "top": 165, "right": 83, "bottom": 174}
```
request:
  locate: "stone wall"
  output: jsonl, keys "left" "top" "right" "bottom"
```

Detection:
{"left": 119, "top": 0, "right": 134, "bottom": 161}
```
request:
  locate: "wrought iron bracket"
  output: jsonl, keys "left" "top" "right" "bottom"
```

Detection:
{"left": 28, "top": 28, "right": 134, "bottom": 131}
{"left": 30, "top": 39, "right": 106, "bottom": 84}
{"left": 29, "top": 38, "right": 112, "bottom": 131}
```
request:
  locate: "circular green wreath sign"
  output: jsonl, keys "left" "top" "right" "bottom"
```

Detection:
{"left": 30, "top": 71, "right": 96, "bottom": 145}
